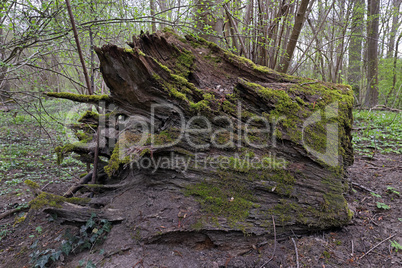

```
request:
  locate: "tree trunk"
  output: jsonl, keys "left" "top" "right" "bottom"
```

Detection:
{"left": 348, "top": 0, "right": 365, "bottom": 100}
{"left": 194, "top": 0, "right": 224, "bottom": 44}
{"left": 150, "top": 0, "right": 156, "bottom": 32}
{"left": 365, "top": 0, "right": 379, "bottom": 108}
{"left": 65, "top": 0, "right": 92, "bottom": 95}
{"left": 386, "top": 0, "right": 401, "bottom": 58}
{"left": 278, "top": 0, "right": 310, "bottom": 73}
{"left": 48, "top": 30, "right": 354, "bottom": 248}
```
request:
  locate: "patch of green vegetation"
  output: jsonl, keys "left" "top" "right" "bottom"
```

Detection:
{"left": 0, "top": 224, "right": 11, "bottom": 241}
{"left": 352, "top": 110, "right": 402, "bottom": 156}
{"left": 0, "top": 98, "right": 87, "bottom": 195}
{"left": 29, "top": 213, "right": 111, "bottom": 268}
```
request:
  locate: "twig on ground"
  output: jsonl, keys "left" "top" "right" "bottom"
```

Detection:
{"left": 260, "top": 215, "right": 277, "bottom": 268}
{"left": 0, "top": 206, "right": 30, "bottom": 220}
{"left": 41, "top": 181, "right": 53, "bottom": 191}
{"left": 359, "top": 234, "right": 396, "bottom": 259}
{"left": 291, "top": 238, "right": 300, "bottom": 268}
{"left": 351, "top": 182, "right": 378, "bottom": 195}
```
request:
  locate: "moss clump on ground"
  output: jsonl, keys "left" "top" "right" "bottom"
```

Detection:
{"left": 24, "top": 179, "right": 39, "bottom": 189}
{"left": 29, "top": 192, "right": 90, "bottom": 210}
{"left": 13, "top": 213, "right": 27, "bottom": 226}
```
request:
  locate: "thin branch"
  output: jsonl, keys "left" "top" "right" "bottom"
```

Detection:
{"left": 291, "top": 238, "right": 300, "bottom": 268}
{"left": 359, "top": 234, "right": 396, "bottom": 259}
{"left": 260, "top": 215, "right": 277, "bottom": 268}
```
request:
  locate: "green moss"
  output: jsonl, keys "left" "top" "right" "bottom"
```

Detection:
{"left": 13, "top": 213, "right": 26, "bottom": 226}
{"left": 104, "top": 144, "right": 130, "bottom": 178}
{"left": 191, "top": 219, "right": 205, "bottom": 231}
{"left": 322, "top": 251, "right": 331, "bottom": 259}
{"left": 174, "top": 47, "right": 195, "bottom": 78}
{"left": 46, "top": 92, "right": 110, "bottom": 104}
{"left": 185, "top": 180, "right": 253, "bottom": 223}
{"left": 271, "top": 199, "right": 300, "bottom": 225}
{"left": 78, "top": 110, "right": 99, "bottom": 123}
{"left": 29, "top": 192, "right": 90, "bottom": 210}
{"left": 55, "top": 142, "right": 88, "bottom": 165}
{"left": 24, "top": 179, "right": 39, "bottom": 189}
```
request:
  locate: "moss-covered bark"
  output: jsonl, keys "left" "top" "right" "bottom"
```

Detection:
{"left": 49, "top": 29, "right": 354, "bottom": 240}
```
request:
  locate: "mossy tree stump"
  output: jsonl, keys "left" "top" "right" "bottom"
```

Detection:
{"left": 50, "top": 30, "right": 354, "bottom": 247}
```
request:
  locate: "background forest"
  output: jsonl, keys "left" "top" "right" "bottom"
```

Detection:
{"left": 0, "top": 0, "right": 401, "bottom": 108}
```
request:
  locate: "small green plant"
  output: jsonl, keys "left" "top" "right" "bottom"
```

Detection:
{"left": 79, "top": 259, "right": 97, "bottom": 268}
{"left": 352, "top": 110, "right": 402, "bottom": 156}
{"left": 376, "top": 202, "right": 390, "bottom": 210}
{"left": 371, "top": 192, "right": 382, "bottom": 198}
{"left": 36, "top": 226, "right": 43, "bottom": 235}
{"left": 391, "top": 240, "right": 402, "bottom": 252}
{"left": 29, "top": 213, "right": 111, "bottom": 268}
{"left": 386, "top": 186, "right": 400, "bottom": 196}
{"left": 0, "top": 224, "right": 11, "bottom": 241}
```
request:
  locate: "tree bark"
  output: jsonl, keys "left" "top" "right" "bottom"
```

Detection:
{"left": 278, "top": 0, "right": 310, "bottom": 73}
{"left": 65, "top": 0, "right": 92, "bottom": 95}
{"left": 88, "top": 30, "right": 354, "bottom": 238}
{"left": 150, "top": 0, "right": 156, "bottom": 32}
{"left": 365, "top": 0, "right": 380, "bottom": 108}
{"left": 386, "top": 0, "right": 401, "bottom": 58}
{"left": 348, "top": 0, "right": 365, "bottom": 101}
{"left": 48, "top": 30, "right": 354, "bottom": 245}
{"left": 194, "top": 0, "right": 224, "bottom": 44}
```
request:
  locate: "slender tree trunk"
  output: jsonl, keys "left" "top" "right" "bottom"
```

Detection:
{"left": 278, "top": 0, "right": 310, "bottom": 73}
{"left": 65, "top": 0, "right": 92, "bottom": 95}
{"left": 385, "top": 33, "right": 402, "bottom": 106}
{"left": 150, "top": 0, "right": 156, "bottom": 32}
{"left": 243, "top": 0, "right": 253, "bottom": 59}
{"left": 348, "top": 0, "right": 365, "bottom": 100}
{"left": 194, "top": 0, "right": 224, "bottom": 45}
{"left": 365, "top": 0, "right": 379, "bottom": 108}
{"left": 386, "top": 0, "right": 401, "bottom": 58}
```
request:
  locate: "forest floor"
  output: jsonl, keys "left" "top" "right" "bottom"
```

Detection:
{"left": 0, "top": 99, "right": 401, "bottom": 267}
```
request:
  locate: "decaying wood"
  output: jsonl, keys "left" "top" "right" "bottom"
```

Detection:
{"left": 43, "top": 202, "right": 124, "bottom": 223}
{"left": 63, "top": 172, "right": 93, "bottom": 197}
{"left": 0, "top": 206, "right": 30, "bottom": 220}
{"left": 48, "top": 30, "right": 355, "bottom": 247}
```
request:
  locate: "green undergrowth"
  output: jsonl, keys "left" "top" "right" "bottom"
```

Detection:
{"left": 352, "top": 110, "right": 402, "bottom": 156}
{"left": 0, "top": 97, "right": 86, "bottom": 198}
{"left": 29, "top": 213, "right": 111, "bottom": 268}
